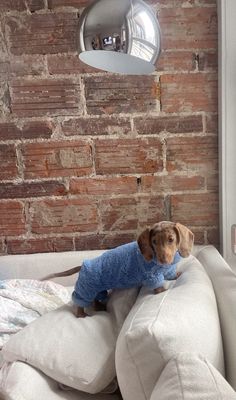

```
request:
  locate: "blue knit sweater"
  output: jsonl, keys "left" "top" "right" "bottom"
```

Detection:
{"left": 72, "top": 241, "right": 181, "bottom": 307}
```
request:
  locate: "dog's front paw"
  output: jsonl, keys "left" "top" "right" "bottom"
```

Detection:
{"left": 154, "top": 287, "right": 166, "bottom": 294}
{"left": 73, "top": 305, "right": 88, "bottom": 318}
{"left": 94, "top": 300, "right": 107, "bottom": 312}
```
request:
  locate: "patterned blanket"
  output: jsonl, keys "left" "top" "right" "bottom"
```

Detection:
{"left": 0, "top": 279, "right": 71, "bottom": 348}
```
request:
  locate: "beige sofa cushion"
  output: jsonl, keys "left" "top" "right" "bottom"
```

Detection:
{"left": 115, "top": 256, "right": 224, "bottom": 400}
{"left": 1, "top": 288, "right": 138, "bottom": 394}
{"left": 150, "top": 353, "right": 236, "bottom": 400}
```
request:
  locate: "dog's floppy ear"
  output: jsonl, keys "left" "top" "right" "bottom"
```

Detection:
{"left": 174, "top": 223, "right": 194, "bottom": 258}
{"left": 137, "top": 228, "right": 154, "bottom": 261}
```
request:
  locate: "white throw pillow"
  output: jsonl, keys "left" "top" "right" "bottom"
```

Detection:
{"left": 0, "top": 361, "right": 122, "bottom": 400}
{"left": 151, "top": 353, "right": 236, "bottom": 400}
{"left": 1, "top": 287, "right": 138, "bottom": 394}
{"left": 115, "top": 256, "right": 224, "bottom": 400}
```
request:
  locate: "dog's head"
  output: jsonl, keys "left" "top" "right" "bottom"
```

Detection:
{"left": 137, "top": 221, "right": 194, "bottom": 265}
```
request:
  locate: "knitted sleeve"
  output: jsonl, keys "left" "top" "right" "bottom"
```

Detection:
{"left": 142, "top": 273, "right": 165, "bottom": 290}
{"left": 163, "top": 264, "right": 177, "bottom": 280}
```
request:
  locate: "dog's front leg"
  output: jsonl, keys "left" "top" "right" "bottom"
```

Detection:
{"left": 153, "top": 287, "right": 166, "bottom": 294}
{"left": 73, "top": 305, "right": 88, "bottom": 318}
{"left": 166, "top": 271, "right": 182, "bottom": 281}
{"left": 93, "top": 300, "right": 107, "bottom": 311}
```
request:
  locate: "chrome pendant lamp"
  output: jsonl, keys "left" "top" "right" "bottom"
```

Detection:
{"left": 78, "top": 0, "right": 161, "bottom": 75}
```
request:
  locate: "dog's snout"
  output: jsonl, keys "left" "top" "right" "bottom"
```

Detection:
{"left": 158, "top": 254, "right": 165, "bottom": 264}
{"left": 158, "top": 251, "right": 174, "bottom": 265}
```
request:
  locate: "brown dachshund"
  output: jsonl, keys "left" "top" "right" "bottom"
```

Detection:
{"left": 43, "top": 222, "right": 194, "bottom": 317}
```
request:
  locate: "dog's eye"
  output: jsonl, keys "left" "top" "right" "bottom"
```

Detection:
{"left": 152, "top": 239, "right": 157, "bottom": 245}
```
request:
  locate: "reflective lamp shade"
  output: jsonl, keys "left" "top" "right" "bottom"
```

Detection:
{"left": 78, "top": 0, "right": 161, "bottom": 75}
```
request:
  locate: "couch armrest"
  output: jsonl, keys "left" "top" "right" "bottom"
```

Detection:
{"left": 195, "top": 245, "right": 236, "bottom": 391}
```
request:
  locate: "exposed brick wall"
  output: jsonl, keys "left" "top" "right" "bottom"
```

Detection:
{"left": 0, "top": 0, "right": 218, "bottom": 255}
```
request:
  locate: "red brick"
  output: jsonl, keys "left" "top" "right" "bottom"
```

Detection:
{"left": 100, "top": 197, "right": 138, "bottom": 231}
{"left": 150, "top": 0, "right": 216, "bottom": 5}
{"left": 197, "top": 51, "right": 218, "bottom": 72}
{"left": 0, "top": 61, "right": 9, "bottom": 81}
{"left": 74, "top": 232, "right": 136, "bottom": 251}
{"left": 0, "top": 201, "right": 26, "bottom": 235}
{"left": 166, "top": 136, "right": 218, "bottom": 173}
{"left": 0, "top": 0, "right": 25, "bottom": 11}
{"left": 0, "top": 0, "right": 220, "bottom": 256}
{"left": 84, "top": 75, "right": 160, "bottom": 115}
{"left": 159, "top": 0, "right": 217, "bottom": 7}
{"left": 0, "top": 23, "right": 8, "bottom": 63}
{"left": 2, "top": 55, "right": 45, "bottom": 82}
{"left": 27, "top": 0, "right": 45, "bottom": 11}
{"left": 206, "top": 173, "right": 218, "bottom": 191}
{"left": 0, "top": 81, "right": 10, "bottom": 115}
{"left": 0, "top": 144, "right": 18, "bottom": 180}
{"left": 30, "top": 198, "right": 98, "bottom": 234}
{"left": 62, "top": 116, "right": 131, "bottom": 136}
{"left": 47, "top": 54, "right": 98, "bottom": 75}
{"left": 205, "top": 113, "right": 218, "bottom": 134}
{"left": 6, "top": 237, "right": 74, "bottom": 255}
{"left": 190, "top": 229, "right": 205, "bottom": 245}
{"left": 9, "top": 55, "right": 46, "bottom": 77}
{"left": 134, "top": 115, "right": 203, "bottom": 135}
{"left": 170, "top": 193, "right": 219, "bottom": 226}
{"left": 22, "top": 140, "right": 92, "bottom": 179}
{"left": 99, "top": 196, "right": 167, "bottom": 231}
{"left": 197, "top": 0, "right": 216, "bottom": 5}
{"left": 9, "top": 78, "right": 81, "bottom": 117}
{"left": 1, "top": 124, "right": 17, "bottom": 142}
{"left": 149, "top": 0, "right": 187, "bottom": 5}
{"left": 48, "top": 0, "right": 90, "bottom": 8}
{"left": 100, "top": 233, "right": 137, "bottom": 249}
{"left": 0, "top": 181, "right": 67, "bottom": 199}
{"left": 0, "top": 0, "right": 44, "bottom": 11}
{"left": 140, "top": 175, "right": 205, "bottom": 193}
{"left": 137, "top": 196, "right": 169, "bottom": 228}
{"left": 95, "top": 138, "right": 163, "bottom": 175}
{"left": 207, "top": 228, "right": 219, "bottom": 247}
{"left": 6, "top": 13, "right": 77, "bottom": 55}
{"left": 22, "top": 121, "right": 54, "bottom": 139}
{"left": 159, "top": 7, "right": 217, "bottom": 50}
{"left": 157, "top": 51, "right": 195, "bottom": 72}
{"left": 0, "top": 121, "right": 53, "bottom": 140}
{"left": 75, "top": 234, "right": 105, "bottom": 251}
{"left": 0, "top": 239, "right": 5, "bottom": 254}
{"left": 161, "top": 73, "right": 218, "bottom": 113}
{"left": 70, "top": 176, "right": 138, "bottom": 195}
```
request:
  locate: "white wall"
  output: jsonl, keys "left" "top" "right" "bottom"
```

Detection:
{"left": 218, "top": 0, "right": 236, "bottom": 268}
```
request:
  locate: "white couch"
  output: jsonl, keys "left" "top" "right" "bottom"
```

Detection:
{"left": 0, "top": 245, "right": 236, "bottom": 400}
